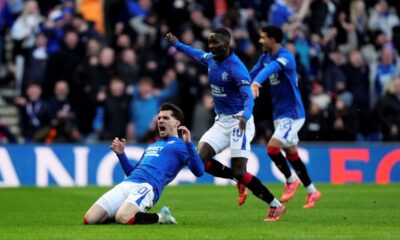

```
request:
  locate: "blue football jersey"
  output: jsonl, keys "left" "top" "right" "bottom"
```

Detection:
{"left": 174, "top": 42, "right": 254, "bottom": 120}
{"left": 251, "top": 48, "right": 305, "bottom": 120}
{"left": 125, "top": 136, "right": 203, "bottom": 203}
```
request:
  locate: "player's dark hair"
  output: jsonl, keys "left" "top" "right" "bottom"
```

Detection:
{"left": 159, "top": 103, "right": 184, "bottom": 124}
{"left": 261, "top": 25, "right": 283, "bottom": 43}
{"left": 211, "top": 28, "right": 231, "bottom": 42}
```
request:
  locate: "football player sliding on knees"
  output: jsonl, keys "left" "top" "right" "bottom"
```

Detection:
{"left": 83, "top": 103, "right": 204, "bottom": 225}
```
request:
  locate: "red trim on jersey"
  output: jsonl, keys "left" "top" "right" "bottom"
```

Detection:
{"left": 240, "top": 172, "right": 253, "bottom": 185}
{"left": 205, "top": 160, "right": 213, "bottom": 171}
{"left": 127, "top": 216, "right": 136, "bottom": 225}
{"left": 286, "top": 152, "right": 299, "bottom": 161}
{"left": 83, "top": 217, "right": 89, "bottom": 225}
{"left": 267, "top": 146, "right": 281, "bottom": 155}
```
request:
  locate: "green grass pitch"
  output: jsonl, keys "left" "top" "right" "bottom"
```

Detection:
{"left": 0, "top": 184, "right": 399, "bottom": 240}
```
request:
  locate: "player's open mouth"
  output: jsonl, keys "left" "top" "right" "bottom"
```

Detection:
{"left": 159, "top": 126, "right": 166, "bottom": 132}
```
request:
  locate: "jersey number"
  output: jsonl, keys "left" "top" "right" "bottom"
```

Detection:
{"left": 137, "top": 186, "right": 149, "bottom": 195}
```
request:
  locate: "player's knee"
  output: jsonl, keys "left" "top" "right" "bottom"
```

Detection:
{"left": 115, "top": 212, "right": 132, "bottom": 224}
{"left": 198, "top": 152, "right": 210, "bottom": 164}
{"left": 267, "top": 146, "right": 281, "bottom": 157}
{"left": 232, "top": 169, "right": 245, "bottom": 181}
{"left": 83, "top": 213, "right": 98, "bottom": 225}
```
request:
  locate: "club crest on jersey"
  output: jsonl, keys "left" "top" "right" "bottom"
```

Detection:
{"left": 221, "top": 71, "right": 228, "bottom": 81}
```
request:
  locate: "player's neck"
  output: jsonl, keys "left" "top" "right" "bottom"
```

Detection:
{"left": 163, "top": 133, "right": 179, "bottom": 139}
{"left": 217, "top": 49, "right": 232, "bottom": 62}
{"left": 270, "top": 44, "right": 281, "bottom": 55}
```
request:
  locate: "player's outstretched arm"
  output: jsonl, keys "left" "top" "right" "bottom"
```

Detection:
{"left": 179, "top": 126, "right": 205, "bottom": 177}
{"left": 111, "top": 138, "right": 135, "bottom": 176}
{"left": 165, "top": 32, "right": 208, "bottom": 65}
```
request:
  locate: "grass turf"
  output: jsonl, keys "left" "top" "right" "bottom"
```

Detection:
{"left": 0, "top": 184, "right": 399, "bottom": 240}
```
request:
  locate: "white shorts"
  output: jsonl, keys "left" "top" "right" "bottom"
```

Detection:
{"left": 199, "top": 113, "right": 255, "bottom": 158}
{"left": 273, "top": 118, "right": 305, "bottom": 148}
{"left": 95, "top": 181, "right": 154, "bottom": 218}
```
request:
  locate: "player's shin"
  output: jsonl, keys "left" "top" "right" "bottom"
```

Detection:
{"left": 267, "top": 146, "right": 293, "bottom": 180}
{"left": 239, "top": 172, "right": 281, "bottom": 207}
{"left": 127, "top": 212, "right": 159, "bottom": 224}
{"left": 286, "top": 153, "right": 312, "bottom": 187}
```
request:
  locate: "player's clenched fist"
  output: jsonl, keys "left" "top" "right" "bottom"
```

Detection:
{"left": 165, "top": 32, "right": 178, "bottom": 45}
{"left": 110, "top": 137, "right": 126, "bottom": 154}
{"left": 178, "top": 126, "right": 191, "bottom": 143}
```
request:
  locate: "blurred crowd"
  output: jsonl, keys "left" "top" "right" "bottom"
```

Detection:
{"left": 0, "top": 0, "right": 400, "bottom": 144}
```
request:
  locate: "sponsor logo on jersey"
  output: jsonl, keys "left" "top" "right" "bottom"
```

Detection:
{"left": 269, "top": 73, "right": 280, "bottom": 85}
{"left": 241, "top": 79, "right": 251, "bottom": 86}
{"left": 145, "top": 146, "right": 164, "bottom": 157}
{"left": 167, "top": 141, "right": 175, "bottom": 144}
{"left": 210, "top": 84, "right": 227, "bottom": 97}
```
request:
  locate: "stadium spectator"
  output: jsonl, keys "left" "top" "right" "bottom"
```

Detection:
{"left": 166, "top": 28, "right": 287, "bottom": 222}
{"left": 39, "top": 80, "right": 80, "bottom": 143}
{"left": 376, "top": 77, "right": 400, "bottom": 141}
{"left": 250, "top": 26, "right": 321, "bottom": 208}
{"left": 191, "top": 89, "right": 215, "bottom": 141}
{"left": 368, "top": 0, "right": 399, "bottom": 39}
{"left": 41, "top": 9, "right": 66, "bottom": 54}
{"left": 14, "top": 82, "right": 52, "bottom": 142}
{"left": 10, "top": 0, "right": 42, "bottom": 56}
{"left": 83, "top": 103, "right": 204, "bottom": 225}
{"left": 373, "top": 43, "right": 400, "bottom": 99}
{"left": 343, "top": 50, "right": 377, "bottom": 140}
{"left": 78, "top": 46, "right": 116, "bottom": 137}
{"left": 70, "top": 13, "right": 103, "bottom": 47}
{"left": 23, "top": 33, "right": 48, "bottom": 87}
{"left": 0, "top": 121, "right": 17, "bottom": 143}
{"left": 349, "top": 0, "right": 368, "bottom": 44}
{"left": 129, "top": 70, "right": 177, "bottom": 142}
{"left": 97, "top": 77, "right": 130, "bottom": 140}
{"left": 322, "top": 49, "right": 347, "bottom": 93}
{"left": 115, "top": 48, "right": 139, "bottom": 87}
{"left": 3, "top": 0, "right": 400, "bottom": 143}
{"left": 301, "top": 102, "right": 329, "bottom": 141}
{"left": 268, "top": 0, "right": 296, "bottom": 28}
{"left": 308, "top": 0, "right": 337, "bottom": 36}
{"left": 44, "top": 30, "right": 84, "bottom": 97}
{"left": 327, "top": 95, "right": 357, "bottom": 141}
{"left": 49, "top": 80, "right": 76, "bottom": 124}
{"left": 0, "top": 0, "right": 13, "bottom": 66}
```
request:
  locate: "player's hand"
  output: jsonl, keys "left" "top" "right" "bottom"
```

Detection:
{"left": 178, "top": 126, "right": 191, "bottom": 143}
{"left": 165, "top": 32, "right": 178, "bottom": 45}
{"left": 233, "top": 115, "right": 247, "bottom": 132}
{"left": 110, "top": 137, "right": 126, "bottom": 155}
{"left": 251, "top": 82, "right": 262, "bottom": 98}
